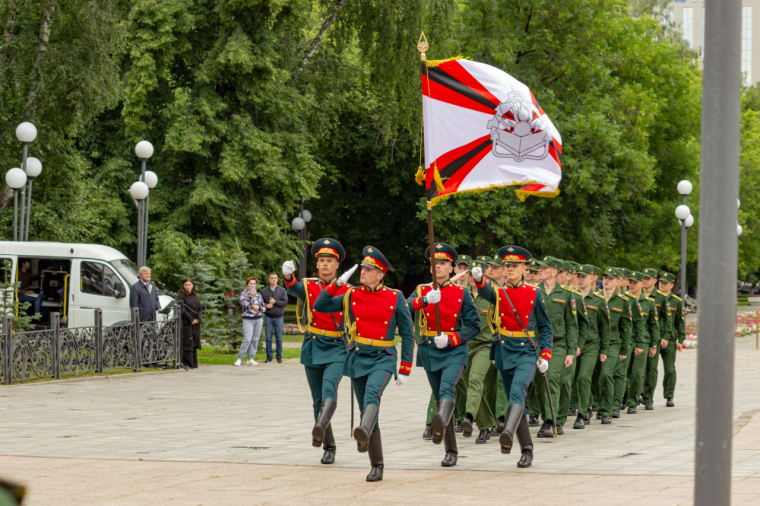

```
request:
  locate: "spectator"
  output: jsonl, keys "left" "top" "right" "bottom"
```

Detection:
{"left": 129, "top": 266, "right": 161, "bottom": 322}
{"left": 236, "top": 277, "right": 264, "bottom": 366}
{"left": 261, "top": 272, "right": 288, "bottom": 363}
{"left": 17, "top": 259, "right": 44, "bottom": 320}
{"left": 177, "top": 278, "right": 203, "bottom": 369}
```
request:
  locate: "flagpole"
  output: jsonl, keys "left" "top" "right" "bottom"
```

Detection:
{"left": 418, "top": 33, "right": 444, "bottom": 339}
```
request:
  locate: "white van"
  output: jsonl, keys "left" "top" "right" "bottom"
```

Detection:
{"left": 0, "top": 241, "right": 174, "bottom": 328}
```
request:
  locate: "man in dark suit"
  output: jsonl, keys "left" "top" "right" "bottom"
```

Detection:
{"left": 130, "top": 266, "right": 160, "bottom": 322}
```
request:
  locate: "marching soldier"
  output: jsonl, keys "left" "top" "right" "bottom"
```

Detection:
{"left": 407, "top": 243, "right": 480, "bottom": 467}
{"left": 314, "top": 246, "right": 415, "bottom": 482}
{"left": 282, "top": 238, "right": 349, "bottom": 465}
{"left": 657, "top": 272, "right": 686, "bottom": 407}
{"left": 624, "top": 271, "right": 660, "bottom": 414}
{"left": 472, "top": 246, "right": 553, "bottom": 468}
{"left": 532, "top": 256, "right": 579, "bottom": 437}
{"left": 596, "top": 268, "right": 632, "bottom": 424}
{"left": 641, "top": 268, "right": 673, "bottom": 410}
{"left": 571, "top": 265, "right": 609, "bottom": 428}
{"left": 483, "top": 255, "right": 510, "bottom": 430}
{"left": 557, "top": 261, "right": 590, "bottom": 432}
{"left": 611, "top": 270, "right": 647, "bottom": 418}
{"left": 523, "top": 259, "right": 541, "bottom": 285}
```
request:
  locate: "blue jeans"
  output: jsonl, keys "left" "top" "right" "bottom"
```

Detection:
{"left": 265, "top": 316, "right": 284, "bottom": 360}
{"left": 19, "top": 294, "right": 45, "bottom": 320}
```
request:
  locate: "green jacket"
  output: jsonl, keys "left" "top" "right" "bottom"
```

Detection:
{"left": 638, "top": 292, "right": 661, "bottom": 349}
{"left": 581, "top": 290, "right": 610, "bottom": 353}
{"left": 647, "top": 289, "right": 673, "bottom": 344}
{"left": 538, "top": 281, "right": 579, "bottom": 354}
{"left": 601, "top": 291, "right": 632, "bottom": 355}
{"left": 624, "top": 290, "right": 648, "bottom": 352}
{"left": 569, "top": 286, "right": 590, "bottom": 353}
{"left": 665, "top": 293, "right": 687, "bottom": 344}
{"left": 470, "top": 291, "right": 495, "bottom": 350}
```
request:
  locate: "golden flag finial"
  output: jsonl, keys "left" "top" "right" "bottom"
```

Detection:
{"left": 417, "top": 31, "right": 429, "bottom": 55}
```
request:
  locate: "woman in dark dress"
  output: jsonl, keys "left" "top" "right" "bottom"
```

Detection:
{"left": 178, "top": 278, "right": 203, "bottom": 368}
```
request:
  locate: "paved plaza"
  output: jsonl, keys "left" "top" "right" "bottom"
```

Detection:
{"left": 3, "top": 332, "right": 760, "bottom": 505}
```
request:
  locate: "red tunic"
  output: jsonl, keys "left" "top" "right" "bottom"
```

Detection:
{"left": 410, "top": 282, "right": 467, "bottom": 346}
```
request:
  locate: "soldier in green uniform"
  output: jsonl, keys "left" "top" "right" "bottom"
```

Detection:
{"left": 282, "top": 238, "right": 350, "bottom": 465}
{"left": 571, "top": 264, "right": 609, "bottom": 428}
{"left": 533, "top": 256, "right": 578, "bottom": 437}
{"left": 407, "top": 243, "right": 480, "bottom": 467}
{"left": 597, "top": 267, "right": 632, "bottom": 424}
{"left": 471, "top": 245, "right": 553, "bottom": 468}
{"left": 524, "top": 258, "right": 541, "bottom": 285}
{"left": 314, "top": 246, "right": 415, "bottom": 482}
{"left": 641, "top": 268, "right": 673, "bottom": 410}
{"left": 657, "top": 272, "right": 686, "bottom": 407}
{"left": 556, "top": 261, "right": 589, "bottom": 433}
{"left": 611, "top": 271, "right": 647, "bottom": 417}
{"left": 460, "top": 256, "right": 500, "bottom": 443}
{"left": 624, "top": 271, "right": 660, "bottom": 414}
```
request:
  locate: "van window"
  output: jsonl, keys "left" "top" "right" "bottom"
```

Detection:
{"left": 110, "top": 259, "right": 139, "bottom": 287}
{"left": 81, "top": 262, "right": 122, "bottom": 297}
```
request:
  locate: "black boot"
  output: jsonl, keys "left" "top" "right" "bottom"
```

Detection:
{"left": 321, "top": 423, "right": 336, "bottom": 464}
{"left": 666, "top": 398, "right": 675, "bottom": 407}
{"left": 498, "top": 403, "right": 524, "bottom": 454}
{"left": 422, "top": 424, "right": 433, "bottom": 440}
{"left": 441, "top": 421, "right": 458, "bottom": 467}
{"left": 355, "top": 404, "right": 379, "bottom": 453}
{"left": 476, "top": 429, "right": 491, "bottom": 444}
{"left": 573, "top": 414, "right": 585, "bottom": 429}
{"left": 496, "top": 416, "right": 506, "bottom": 434}
{"left": 431, "top": 398, "right": 455, "bottom": 445}
{"left": 537, "top": 420, "right": 555, "bottom": 438}
{"left": 528, "top": 416, "right": 539, "bottom": 427}
{"left": 312, "top": 398, "right": 337, "bottom": 447}
{"left": 461, "top": 413, "right": 474, "bottom": 437}
{"left": 516, "top": 417, "right": 533, "bottom": 468}
{"left": 366, "top": 430, "right": 384, "bottom": 482}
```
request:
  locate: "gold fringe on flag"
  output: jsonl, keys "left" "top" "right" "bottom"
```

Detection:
{"left": 425, "top": 55, "right": 468, "bottom": 67}
{"left": 429, "top": 180, "right": 558, "bottom": 207}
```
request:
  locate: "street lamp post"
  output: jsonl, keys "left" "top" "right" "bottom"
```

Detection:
{"left": 5, "top": 168, "right": 27, "bottom": 241}
{"left": 291, "top": 206, "right": 312, "bottom": 328}
{"left": 15, "top": 122, "right": 37, "bottom": 242}
{"left": 676, "top": 180, "right": 693, "bottom": 298}
{"left": 129, "top": 182, "right": 149, "bottom": 267}
{"left": 134, "top": 141, "right": 154, "bottom": 267}
{"left": 23, "top": 157, "right": 42, "bottom": 241}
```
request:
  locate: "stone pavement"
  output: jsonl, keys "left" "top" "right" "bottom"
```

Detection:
{"left": 3, "top": 333, "right": 760, "bottom": 504}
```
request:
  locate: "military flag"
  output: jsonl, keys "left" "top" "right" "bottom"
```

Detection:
{"left": 417, "top": 57, "right": 562, "bottom": 205}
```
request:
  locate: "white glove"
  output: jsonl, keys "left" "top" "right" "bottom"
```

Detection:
{"left": 426, "top": 289, "right": 441, "bottom": 305}
{"left": 396, "top": 374, "right": 408, "bottom": 386}
{"left": 339, "top": 264, "right": 358, "bottom": 285}
{"left": 434, "top": 334, "right": 448, "bottom": 349}
{"left": 282, "top": 260, "right": 296, "bottom": 276}
{"left": 472, "top": 265, "right": 483, "bottom": 281}
{"left": 537, "top": 358, "right": 549, "bottom": 374}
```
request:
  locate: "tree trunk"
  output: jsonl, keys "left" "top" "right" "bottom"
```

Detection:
{"left": 24, "top": 1, "right": 56, "bottom": 113}
{"left": 1, "top": 1, "right": 18, "bottom": 71}
{"left": 301, "top": 0, "right": 347, "bottom": 68}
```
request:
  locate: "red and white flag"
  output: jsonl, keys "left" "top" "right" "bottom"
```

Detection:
{"left": 419, "top": 57, "right": 562, "bottom": 205}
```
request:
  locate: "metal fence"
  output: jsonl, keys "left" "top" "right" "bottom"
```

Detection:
{"left": 0, "top": 308, "right": 181, "bottom": 385}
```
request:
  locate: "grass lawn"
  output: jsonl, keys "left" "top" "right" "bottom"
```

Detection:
{"left": 198, "top": 345, "right": 301, "bottom": 365}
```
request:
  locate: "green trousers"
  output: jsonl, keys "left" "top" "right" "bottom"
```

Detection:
{"left": 535, "top": 346, "right": 568, "bottom": 423}
{"left": 572, "top": 347, "right": 598, "bottom": 414}
{"left": 426, "top": 380, "right": 467, "bottom": 425}
{"left": 612, "top": 344, "right": 634, "bottom": 408}
{"left": 642, "top": 341, "right": 661, "bottom": 404}
{"left": 556, "top": 354, "right": 576, "bottom": 427}
{"left": 661, "top": 342, "right": 678, "bottom": 399}
{"left": 590, "top": 357, "right": 602, "bottom": 407}
{"left": 626, "top": 348, "right": 648, "bottom": 408}
{"left": 462, "top": 347, "right": 496, "bottom": 429}
{"left": 598, "top": 344, "right": 621, "bottom": 417}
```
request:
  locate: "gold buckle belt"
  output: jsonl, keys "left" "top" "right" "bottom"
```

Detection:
{"left": 354, "top": 336, "right": 396, "bottom": 347}
{"left": 498, "top": 329, "right": 534, "bottom": 338}
{"left": 423, "top": 330, "right": 457, "bottom": 337}
{"left": 308, "top": 327, "right": 342, "bottom": 338}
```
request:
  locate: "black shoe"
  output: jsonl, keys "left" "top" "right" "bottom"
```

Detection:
{"left": 666, "top": 398, "right": 675, "bottom": 407}
{"left": 431, "top": 399, "right": 455, "bottom": 445}
{"left": 277, "top": 358, "right": 282, "bottom": 363}
{"left": 422, "top": 424, "right": 433, "bottom": 440}
{"left": 627, "top": 406, "right": 637, "bottom": 415}
{"left": 489, "top": 426, "right": 498, "bottom": 436}
{"left": 321, "top": 450, "right": 335, "bottom": 464}
{"left": 517, "top": 447, "right": 533, "bottom": 468}
{"left": 265, "top": 358, "right": 272, "bottom": 363}
{"left": 568, "top": 408, "right": 577, "bottom": 417}
{"left": 461, "top": 415, "right": 473, "bottom": 437}
{"left": 638, "top": 396, "right": 645, "bottom": 406}
{"left": 312, "top": 399, "right": 337, "bottom": 446}
{"left": 611, "top": 410, "right": 620, "bottom": 419}
{"left": 496, "top": 416, "right": 506, "bottom": 434}
{"left": 537, "top": 420, "right": 555, "bottom": 438}
{"left": 355, "top": 404, "right": 379, "bottom": 453}
{"left": 592, "top": 405, "right": 599, "bottom": 412}
{"left": 528, "top": 416, "right": 539, "bottom": 427}
{"left": 556, "top": 425, "right": 564, "bottom": 435}
{"left": 476, "top": 430, "right": 491, "bottom": 444}
{"left": 584, "top": 409, "right": 591, "bottom": 425}
{"left": 320, "top": 424, "right": 336, "bottom": 464}
{"left": 596, "top": 411, "right": 602, "bottom": 420}
{"left": 645, "top": 403, "right": 654, "bottom": 411}
{"left": 366, "top": 430, "right": 383, "bottom": 482}
{"left": 441, "top": 451, "right": 457, "bottom": 467}
{"left": 516, "top": 417, "right": 533, "bottom": 468}
{"left": 601, "top": 416, "right": 611, "bottom": 424}
{"left": 573, "top": 414, "right": 585, "bottom": 429}
{"left": 454, "top": 420, "right": 463, "bottom": 433}
{"left": 620, "top": 402, "right": 626, "bottom": 411}
{"left": 499, "top": 404, "right": 524, "bottom": 454}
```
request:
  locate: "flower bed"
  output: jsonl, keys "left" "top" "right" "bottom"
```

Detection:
{"left": 683, "top": 312, "right": 759, "bottom": 349}
{"left": 283, "top": 323, "right": 302, "bottom": 335}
